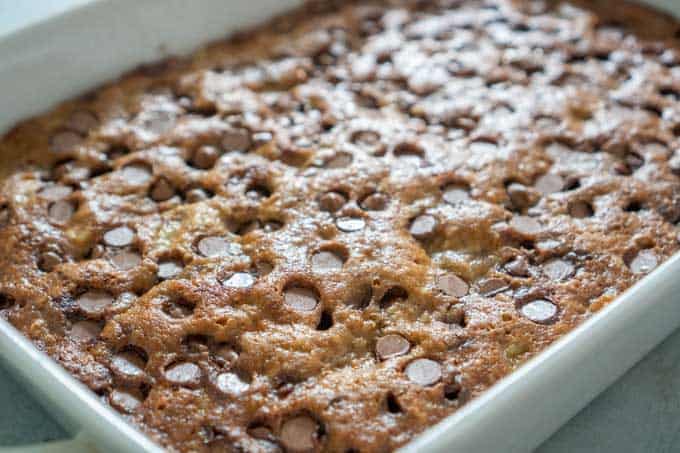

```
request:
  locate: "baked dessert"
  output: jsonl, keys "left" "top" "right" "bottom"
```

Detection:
{"left": 1, "top": 0, "right": 679, "bottom": 451}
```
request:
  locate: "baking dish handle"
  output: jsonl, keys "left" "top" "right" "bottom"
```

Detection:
{"left": 0, "top": 432, "right": 97, "bottom": 453}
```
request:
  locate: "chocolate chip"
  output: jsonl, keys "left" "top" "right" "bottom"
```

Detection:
{"left": 185, "top": 188, "right": 211, "bottom": 203}
{"left": 284, "top": 286, "right": 319, "bottom": 311}
{"left": 215, "top": 372, "right": 249, "bottom": 396}
{"left": 39, "top": 184, "right": 73, "bottom": 201}
{"left": 76, "top": 290, "right": 114, "bottom": 317}
{"left": 120, "top": 163, "right": 152, "bottom": 185}
{"left": 103, "top": 226, "right": 135, "bottom": 247}
{"left": 197, "top": 236, "right": 233, "bottom": 258}
{"left": 409, "top": 215, "right": 437, "bottom": 239}
{"left": 191, "top": 146, "right": 220, "bottom": 169}
{"left": 534, "top": 174, "right": 564, "bottom": 195}
{"left": 48, "top": 200, "right": 75, "bottom": 223}
{"left": 376, "top": 334, "right": 410, "bottom": 360}
{"left": 150, "top": 178, "right": 176, "bottom": 202}
{"left": 436, "top": 273, "right": 468, "bottom": 297}
{"left": 318, "top": 191, "right": 347, "bottom": 212}
{"left": 70, "top": 320, "right": 101, "bottom": 342}
{"left": 519, "top": 299, "right": 558, "bottom": 324}
{"left": 405, "top": 358, "right": 441, "bottom": 386}
{"left": 49, "top": 130, "right": 83, "bottom": 152}
{"left": 506, "top": 183, "right": 537, "bottom": 210}
{"left": 109, "top": 389, "right": 142, "bottom": 413}
{"left": 67, "top": 110, "right": 99, "bottom": 134}
{"left": 280, "top": 416, "right": 321, "bottom": 453}
{"left": 442, "top": 184, "right": 470, "bottom": 205}
{"left": 360, "top": 192, "right": 389, "bottom": 211}
{"left": 165, "top": 361, "right": 202, "bottom": 386}
{"left": 628, "top": 249, "right": 658, "bottom": 274}
{"left": 110, "top": 250, "right": 142, "bottom": 271}
{"left": 311, "top": 250, "right": 344, "bottom": 272}
{"left": 542, "top": 258, "right": 575, "bottom": 281}
{"left": 568, "top": 200, "right": 594, "bottom": 218}
{"left": 351, "top": 130, "right": 382, "bottom": 154}
{"left": 222, "top": 128, "right": 252, "bottom": 152}
{"left": 162, "top": 298, "right": 195, "bottom": 319}
{"left": 111, "top": 349, "right": 146, "bottom": 379}
{"left": 509, "top": 215, "right": 542, "bottom": 236}
{"left": 336, "top": 217, "right": 365, "bottom": 232}
{"left": 324, "top": 152, "right": 353, "bottom": 169}
{"left": 223, "top": 272, "right": 255, "bottom": 288}
{"left": 158, "top": 260, "right": 183, "bottom": 280}
{"left": 38, "top": 251, "right": 62, "bottom": 272}
{"left": 505, "top": 256, "right": 529, "bottom": 277}
{"left": 478, "top": 278, "right": 509, "bottom": 297}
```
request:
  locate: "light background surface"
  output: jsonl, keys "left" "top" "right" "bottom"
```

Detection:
{"left": 0, "top": 1, "right": 678, "bottom": 451}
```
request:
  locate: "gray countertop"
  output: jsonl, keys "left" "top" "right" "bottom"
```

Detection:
{"left": 2, "top": 326, "right": 680, "bottom": 452}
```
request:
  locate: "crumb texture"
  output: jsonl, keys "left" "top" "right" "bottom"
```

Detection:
{"left": 1, "top": 0, "right": 680, "bottom": 451}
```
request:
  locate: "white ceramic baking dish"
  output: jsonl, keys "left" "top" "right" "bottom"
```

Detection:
{"left": 0, "top": 1, "right": 678, "bottom": 452}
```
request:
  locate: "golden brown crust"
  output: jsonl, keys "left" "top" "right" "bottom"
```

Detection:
{"left": 1, "top": 1, "right": 680, "bottom": 452}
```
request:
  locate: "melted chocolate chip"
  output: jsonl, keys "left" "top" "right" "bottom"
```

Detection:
{"left": 505, "top": 256, "right": 529, "bottom": 277}
{"left": 360, "top": 192, "right": 389, "bottom": 211}
{"left": 280, "top": 416, "right": 321, "bottom": 453}
{"left": 405, "top": 358, "right": 441, "bottom": 386}
{"left": 519, "top": 299, "right": 558, "bottom": 324}
{"left": 71, "top": 320, "right": 102, "bottom": 342}
{"left": 150, "top": 178, "right": 176, "bottom": 202}
{"left": 442, "top": 184, "right": 470, "bottom": 205}
{"left": 110, "top": 250, "right": 142, "bottom": 271}
{"left": 376, "top": 334, "right": 410, "bottom": 360}
{"left": 119, "top": 163, "right": 152, "bottom": 185}
{"left": 223, "top": 272, "right": 256, "bottom": 288}
{"left": 165, "top": 361, "right": 202, "bottom": 386}
{"left": 111, "top": 349, "right": 147, "bottom": 379}
{"left": 109, "top": 389, "right": 143, "bottom": 413}
{"left": 478, "top": 278, "right": 510, "bottom": 297}
{"left": 284, "top": 286, "right": 319, "bottom": 311}
{"left": 311, "top": 250, "right": 344, "bottom": 272}
{"left": 197, "top": 236, "right": 233, "bottom": 258}
{"left": 534, "top": 173, "right": 564, "bottom": 195}
{"left": 318, "top": 191, "right": 347, "bottom": 212}
{"left": 542, "top": 258, "right": 575, "bottom": 281}
{"left": 336, "top": 217, "right": 366, "bottom": 232}
{"left": 628, "top": 249, "right": 658, "bottom": 274}
{"left": 103, "top": 226, "right": 135, "bottom": 247}
{"left": 410, "top": 215, "right": 437, "bottom": 239}
{"left": 157, "top": 260, "right": 183, "bottom": 280}
{"left": 222, "top": 128, "right": 252, "bottom": 152}
{"left": 48, "top": 200, "right": 75, "bottom": 223}
{"left": 324, "top": 152, "right": 353, "bottom": 169}
{"left": 76, "top": 290, "right": 114, "bottom": 317}
{"left": 215, "top": 372, "right": 249, "bottom": 396}
{"left": 509, "top": 215, "right": 542, "bottom": 236}
{"left": 436, "top": 273, "right": 469, "bottom": 297}
{"left": 191, "top": 146, "right": 220, "bottom": 169}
